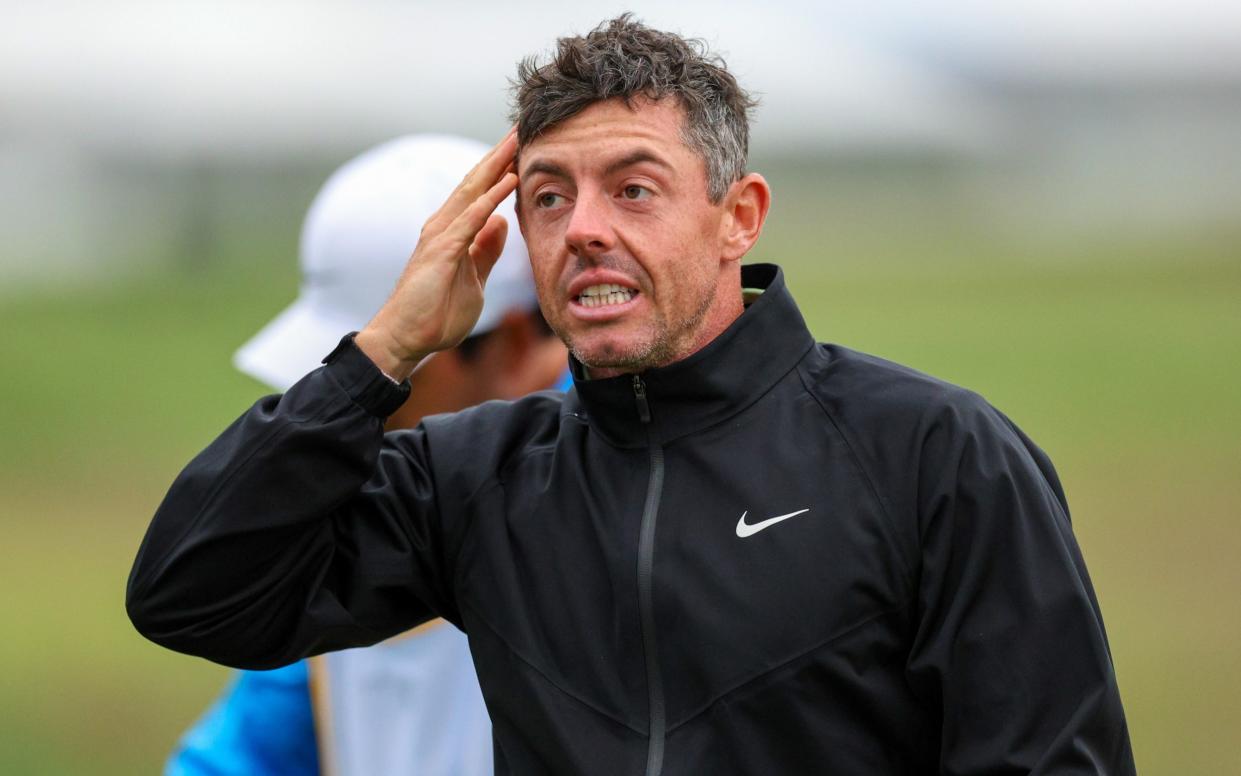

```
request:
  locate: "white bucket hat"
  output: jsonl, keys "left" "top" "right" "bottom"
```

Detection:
{"left": 233, "top": 134, "right": 536, "bottom": 391}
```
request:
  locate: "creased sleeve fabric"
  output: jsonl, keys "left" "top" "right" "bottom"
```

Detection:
{"left": 904, "top": 393, "right": 1134, "bottom": 775}
{"left": 127, "top": 337, "right": 457, "bottom": 670}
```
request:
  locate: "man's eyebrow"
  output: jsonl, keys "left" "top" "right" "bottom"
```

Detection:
{"left": 519, "top": 150, "right": 673, "bottom": 182}
{"left": 604, "top": 149, "right": 672, "bottom": 178}
{"left": 519, "top": 159, "right": 570, "bottom": 181}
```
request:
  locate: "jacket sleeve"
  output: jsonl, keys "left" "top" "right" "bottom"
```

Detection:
{"left": 127, "top": 337, "right": 460, "bottom": 670}
{"left": 904, "top": 393, "right": 1135, "bottom": 775}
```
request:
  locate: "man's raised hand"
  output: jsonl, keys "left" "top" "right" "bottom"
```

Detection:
{"left": 355, "top": 130, "right": 520, "bottom": 380}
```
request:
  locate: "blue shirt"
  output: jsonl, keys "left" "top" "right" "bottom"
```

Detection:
{"left": 166, "top": 662, "right": 318, "bottom": 776}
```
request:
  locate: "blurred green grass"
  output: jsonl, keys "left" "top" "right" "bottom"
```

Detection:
{"left": 2, "top": 210, "right": 1239, "bottom": 773}
{"left": 0, "top": 253, "right": 299, "bottom": 775}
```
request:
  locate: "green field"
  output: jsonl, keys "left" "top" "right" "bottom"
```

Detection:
{"left": 2, "top": 200, "right": 1238, "bottom": 773}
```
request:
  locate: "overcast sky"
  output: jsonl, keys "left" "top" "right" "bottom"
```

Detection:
{"left": 3, "top": 0, "right": 1241, "bottom": 158}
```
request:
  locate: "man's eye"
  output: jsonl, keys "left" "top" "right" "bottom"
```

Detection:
{"left": 536, "top": 192, "right": 564, "bottom": 208}
{"left": 622, "top": 185, "right": 651, "bottom": 200}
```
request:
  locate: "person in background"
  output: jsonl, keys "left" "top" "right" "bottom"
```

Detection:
{"left": 166, "top": 134, "right": 568, "bottom": 776}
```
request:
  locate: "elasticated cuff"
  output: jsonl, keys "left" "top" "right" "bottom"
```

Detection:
{"left": 321, "top": 332, "right": 411, "bottom": 418}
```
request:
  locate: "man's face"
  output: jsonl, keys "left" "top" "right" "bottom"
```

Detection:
{"left": 516, "top": 97, "right": 739, "bottom": 376}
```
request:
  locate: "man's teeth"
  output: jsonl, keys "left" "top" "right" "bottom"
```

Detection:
{"left": 577, "top": 284, "right": 636, "bottom": 308}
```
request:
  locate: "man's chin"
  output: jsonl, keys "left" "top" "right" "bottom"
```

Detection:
{"left": 570, "top": 332, "right": 685, "bottom": 377}
{"left": 570, "top": 339, "right": 654, "bottom": 376}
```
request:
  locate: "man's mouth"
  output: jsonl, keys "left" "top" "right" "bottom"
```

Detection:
{"left": 576, "top": 284, "right": 637, "bottom": 309}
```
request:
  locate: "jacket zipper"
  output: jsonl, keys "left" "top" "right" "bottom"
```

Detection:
{"left": 633, "top": 375, "right": 666, "bottom": 776}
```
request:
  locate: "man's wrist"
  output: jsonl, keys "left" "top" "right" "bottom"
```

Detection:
{"left": 354, "top": 327, "right": 429, "bottom": 383}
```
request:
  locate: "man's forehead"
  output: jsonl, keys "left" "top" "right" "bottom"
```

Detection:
{"left": 517, "top": 97, "right": 690, "bottom": 176}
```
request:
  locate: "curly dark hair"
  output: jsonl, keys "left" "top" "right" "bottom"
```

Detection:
{"left": 511, "top": 14, "right": 758, "bottom": 203}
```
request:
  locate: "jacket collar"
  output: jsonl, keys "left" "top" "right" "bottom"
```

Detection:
{"left": 564, "top": 264, "right": 815, "bottom": 448}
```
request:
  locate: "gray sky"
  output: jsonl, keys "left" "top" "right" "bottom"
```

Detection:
{"left": 4, "top": 0, "right": 1240, "bottom": 159}
{"left": 3, "top": 0, "right": 1239, "bottom": 283}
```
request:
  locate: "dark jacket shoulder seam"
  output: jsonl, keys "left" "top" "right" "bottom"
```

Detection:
{"left": 795, "top": 357, "right": 917, "bottom": 589}
{"left": 446, "top": 421, "right": 561, "bottom": 603}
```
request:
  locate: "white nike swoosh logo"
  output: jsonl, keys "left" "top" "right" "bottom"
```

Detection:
{"left": 735, "top": 508, "right": 811, "bottom": 538}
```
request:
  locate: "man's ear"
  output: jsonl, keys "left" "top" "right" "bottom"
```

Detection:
{"left": 720, "top": 173, "right": 771, "bottom": 263}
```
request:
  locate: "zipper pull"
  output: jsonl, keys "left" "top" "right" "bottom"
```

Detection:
{"left": 632, "top": 375, "right": 651, "bottom": 424}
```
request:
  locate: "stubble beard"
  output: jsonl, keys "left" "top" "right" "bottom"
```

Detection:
{"left": 566, "top": 286, "right": 716, "bottom": 374}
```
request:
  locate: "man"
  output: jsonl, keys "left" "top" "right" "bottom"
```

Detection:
{"left": 130, "top": 16, "right": 1136, "bottom": 775}
{"left": 165, "top": 134, "right": 567, "bottom": 776}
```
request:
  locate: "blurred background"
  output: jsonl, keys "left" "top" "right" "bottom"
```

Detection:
{"left": 2, "top": 1, "right": 1238, "bottom": 772}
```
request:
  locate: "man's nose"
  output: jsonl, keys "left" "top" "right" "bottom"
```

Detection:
{"left": 564, "top": 189, "right": 613, "bottom": 257}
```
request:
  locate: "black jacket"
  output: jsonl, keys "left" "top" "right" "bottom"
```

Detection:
{"left": 128, "top": 264, "right": 1134, "bottom": 775}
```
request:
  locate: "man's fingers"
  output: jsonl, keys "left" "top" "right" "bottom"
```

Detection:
{"left": 453, "top": 129, "right": 518, "bottom": 205}
{"left": 461, "top": 132, "right": 518, "bottom": 205}
{"left": 445, "top": 172, "right": 519, "bottom": 251}
{"left": 423, "top": 131, "right": 519, "bottom": 236}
